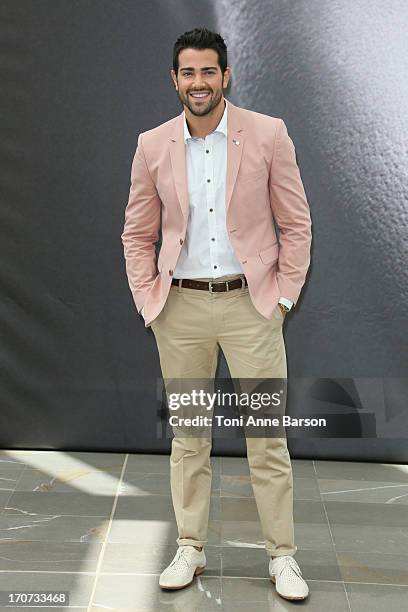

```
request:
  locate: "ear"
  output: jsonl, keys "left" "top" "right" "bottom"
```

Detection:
{"left": 223, "top": 66, "right": 231, "bottom": 88}
{"left": 170, "top": 69, "right": 178, "bottom": 90}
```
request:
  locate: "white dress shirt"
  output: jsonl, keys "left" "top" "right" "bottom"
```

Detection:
{"left": 140, "top": 99, "right": 293, "bottom": 318}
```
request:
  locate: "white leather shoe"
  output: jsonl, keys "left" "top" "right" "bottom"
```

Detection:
{"left": 269, "top": 555, "right": 309, "bottom": 600}
{"left": 159, "top": 546, "right": 206, "bottom": 590}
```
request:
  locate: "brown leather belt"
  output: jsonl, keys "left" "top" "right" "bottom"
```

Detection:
{"left": 171, "top": 276, "right": 248, "bottom": 293}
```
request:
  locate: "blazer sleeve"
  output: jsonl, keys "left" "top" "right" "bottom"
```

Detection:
{"left": 121, "top": 133, "right": 161, "bottom": 314}
{"left": 269, "top": 119, "right": 312, "bottom": 306}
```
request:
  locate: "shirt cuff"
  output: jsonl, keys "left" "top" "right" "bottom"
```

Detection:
{"left": 140, "top": 306, "right": 145, "bottom": 319}
{"left": 278, "top": 297, "right": 293, "bottom": 310}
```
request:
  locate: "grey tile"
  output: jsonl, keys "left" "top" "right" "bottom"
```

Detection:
{"left": 0, "top": 453, "right": 30, "bottom": 466}
{"left": 114, "top": 493, "right": 221, "bottom": 522}
{"left": 0, "top": 463, "right": 26, "bottom": 491}
{"left": 221, "top": 520, "right": 335, "bottom": 553}
{"left": 0, "top": 514, "right": 109, "bottom": 543}
{"left": 221, "top": 456, "right": 250, "bottom": 476}
{"left": 337, "top": 551, "right": 408, "bottom": 585}
{"left": 210, "top": 455, "right": 222, "bottom": 475}
{"left": 0, "top": 540, "right": 102, "bottom": 571}
{"left": 318, "top": 479, "right": 408, "bottom": 504}
{"left": 220, "top": 576, "right": 348, "bottom": 609}
{"left": 219, "top": 576, "right": 269, "bottom": 602}
{"left": 331, "top": 524, "right": 408, "bottom": 555}
{"left": 291, "top": 459, "right": 318, "bottom": 479}
{"left": 0, "top": 450, "right": 125, "bottom": 471}
{"left": 100, "top": 542, "right": 221, "bottom": 575}
{"left": 291, "top": 550, "right": 341, "bottom": 582}
{"left": 217, "top": 605, "right": 274, "bottom": 612}
{"left": 119, "top": 470, "right": 221, "bottom": 496}
{"left": 108, "top": 517, "right": 222, "bottom": 547}
{"left": 293, "top": 523, "right": 335, "bottom": 552}
{"left": 15, "top": 468, "right": 123, "bottom": 495}
{"left": 0, "top": 572, "right": 94, "bottom": 607}
{"left": 221, "top": 547, "right": 340, "bottom": 582}
{"left": 221, "top": 497, "right": 259, "bottom": 521}
{"left": 92, "top": 573, "right": 222, "bottom": 610}
{"left": 221, "top": 545, "right": 269, "bottom": 577}
{"left": 5, "top": 609, "right": 87, "bottom": 611}
{"left": 0, "top": 489, "right": 13, "bottom": 509}
{"left": 220, "top": 473, "right": 252, "bottom": 497}
{"left": 0, "top": 566, "right": 346, "bottom": 611}
{"left": 124, "top": 453, "right": 221, "bottom": 475}
{"left": 4, "top": 491, "right": 113, "bottom": 517}
{"left": 346, "top": 582, "right": 408, "bottom": 612}
{"left": 324, "top": 501, "right": 408, "bottom": 527}
{"left": 120, "top": 471, "right": 172, "bottom": 497}
{"left": 220, "top": 474, "right": 320, "bottom": 500}
{"left": 221, "top": 498, "right": 328, "bottom": 523}
{"left": 125, "top": 453, "right": 171, "bottom": 474}
{"left": 221, "top": 456, "right": 315, "bottom": 479}
{"left": 221, "top": 596, "right": 347, "bottom": 612}
{"left": 315, "top": 460, "right": 408, "bottom": 483}
{"left": 220, "top": 520, "right": 265, "bottom": 548}
{"left": 294, "top": 477, "right": 322, "bottom": 500}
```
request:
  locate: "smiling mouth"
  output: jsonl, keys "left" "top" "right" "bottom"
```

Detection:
{"left": 189, "top": 91, "right": 211, "bottom": 100}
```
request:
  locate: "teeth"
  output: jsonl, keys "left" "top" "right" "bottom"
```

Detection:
{"left": 191, "top": 92, "right": 209, "bottom": 97}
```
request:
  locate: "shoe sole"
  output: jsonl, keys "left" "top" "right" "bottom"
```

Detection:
{"left": 159, "top": 565, "right": 206, "bottom": 590}
{"left": 270, "top": 575, "right": 309, "bottom": 600}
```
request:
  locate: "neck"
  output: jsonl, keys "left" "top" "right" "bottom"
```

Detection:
{"left": 185, "top": 97, "right": 225, "bottom": 139}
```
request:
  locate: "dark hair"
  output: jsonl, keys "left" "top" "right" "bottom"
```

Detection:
{"left": 173, "top": 27, "right": 228, "bottom": 75}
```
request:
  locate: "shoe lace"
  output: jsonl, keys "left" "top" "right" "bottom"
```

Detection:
{"left": 273, "top": 555, "right": 303, "bottom": 580}
{"left": 170, "top": 546, "right": 195, "bottom": 571}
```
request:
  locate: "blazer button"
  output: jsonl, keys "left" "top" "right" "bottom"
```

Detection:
{"left": 169, "top": 269, "right": 173, "bottom": 276}
{"left": 180, "top": 238, "right": 183, "bottom": 245}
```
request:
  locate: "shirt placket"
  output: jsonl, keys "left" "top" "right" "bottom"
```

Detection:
{"left": 205, "top": 133, "right": 218, "bottom": 276}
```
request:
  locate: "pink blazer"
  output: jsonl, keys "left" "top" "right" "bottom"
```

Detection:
{"left": 121, "top": 99, "right": 312, "bottom": 328}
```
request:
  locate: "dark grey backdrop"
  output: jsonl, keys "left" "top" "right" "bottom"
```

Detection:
{"left": 1, "top": 1, "right": 407, "bottom": 461}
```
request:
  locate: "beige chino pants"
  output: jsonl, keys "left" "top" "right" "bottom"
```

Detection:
{"left": 150, "top": 273, "right": 297, "bottom": 557}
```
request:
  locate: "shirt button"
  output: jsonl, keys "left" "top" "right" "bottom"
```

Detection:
{"left": 209, "top": 208, "right": 213, "bottom": 212}
{"left": 214, "top": 265, "right": 217, "bottom": 269}
{"left": 206, "top": 149, "right": 210, "bottom": 153}
{"left": 169, "top": 269, "right": 173, "bottom": 276}
{"left": 211, "top": 237, "right": 215, "bottom": 241}
{"left": 207, "top": 179, "right": 211, "bottom": 182}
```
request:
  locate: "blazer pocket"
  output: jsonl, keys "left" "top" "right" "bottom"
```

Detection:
{"left": 259, "top": 242, "right": 279, "bottom": 264}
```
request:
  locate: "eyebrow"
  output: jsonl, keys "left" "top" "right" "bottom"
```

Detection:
{"left": 180, "top": 66, "right": 218, "bottom": 72}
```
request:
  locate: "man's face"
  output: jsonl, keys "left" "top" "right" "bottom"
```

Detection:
{"left": 171, "top": 48, "right": 230, "bottom": 116}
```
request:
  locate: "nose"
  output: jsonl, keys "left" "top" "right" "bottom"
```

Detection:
{"left": 192, "top": 76, "right": 207, "bottom": 90}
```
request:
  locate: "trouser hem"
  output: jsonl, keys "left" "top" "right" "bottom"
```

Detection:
{"left": 177, "top": 537, "right": 207, "bottom": 548}
{"left": 266, "top": 547, "right": 297, "bottom": 557}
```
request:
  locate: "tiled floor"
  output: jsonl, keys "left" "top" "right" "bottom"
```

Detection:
{"left": 0, "top": 450, "right": 407, "bottom": 611}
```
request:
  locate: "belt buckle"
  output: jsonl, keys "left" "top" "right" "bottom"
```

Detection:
{"left": 209, "top": 281, "right": 224, "bottom": 294}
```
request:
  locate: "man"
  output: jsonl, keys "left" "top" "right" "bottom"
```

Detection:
{"left": 121, "top": 27, "right": 312, "bottom": 601}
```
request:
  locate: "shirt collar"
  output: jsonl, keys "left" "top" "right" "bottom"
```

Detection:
{"left": 183, "top": 98, "right": 228, "bottom": 143}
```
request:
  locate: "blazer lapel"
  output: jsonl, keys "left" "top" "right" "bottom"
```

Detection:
{"left": 225, "top": 100, "right": 244, "bottom": 213}
{"left": 169, "top": 113, "right": 189, "bottom": 222}
{"left": 169, "top": 99, "right": 244, "bottom": 223}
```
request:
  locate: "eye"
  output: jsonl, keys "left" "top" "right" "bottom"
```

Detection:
{"left": 182, "top": 71, "right": 215, "bottom": 77}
